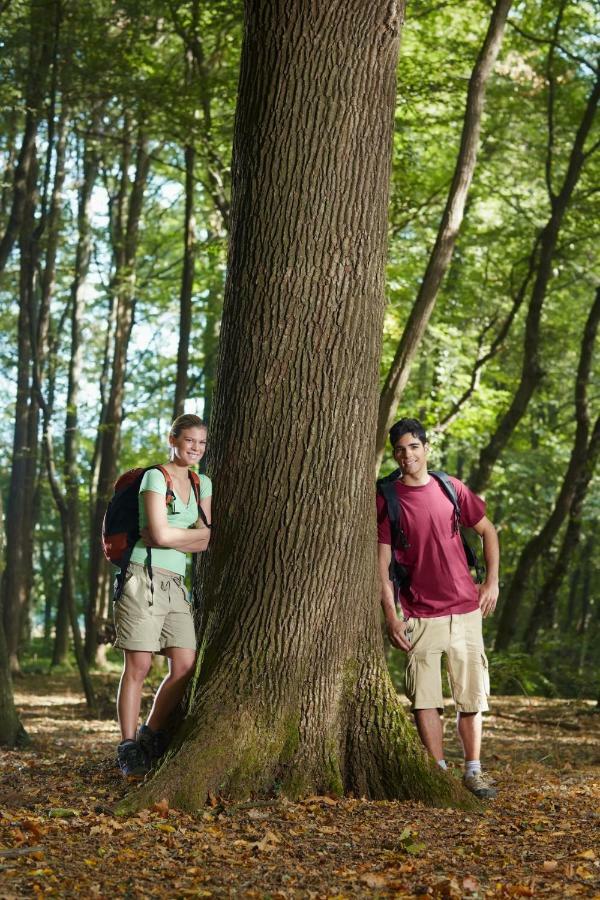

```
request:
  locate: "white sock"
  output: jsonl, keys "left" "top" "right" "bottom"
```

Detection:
{"left": 464, "top": 759, "right": 481, "bottom": 778}
{"left": 437, "top": 759, "right": 448, "bottom": 770}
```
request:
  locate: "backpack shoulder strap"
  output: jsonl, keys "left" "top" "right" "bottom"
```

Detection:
{"left": 189, "top": 470, "right": 210, "bottom": 527}
{"left": 376, "top": 469, "right": 409, "bottom": 549}
{"left": 148, "top": 464, "right": 175, "bottom": 505}
{"left": 429, "top": 471, "right": 460, "bottom": 534}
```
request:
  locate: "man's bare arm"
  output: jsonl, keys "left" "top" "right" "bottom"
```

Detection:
{"left": 472, "top": 515, "right": 499, "bottom": 617}
{"left": 378, "top": 543, "right": 411, "bottom": 651}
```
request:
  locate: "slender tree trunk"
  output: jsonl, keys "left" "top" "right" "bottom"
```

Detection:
{"left": 2, "top": 137, "right": 39, "bottom": 674}
{"left": 523, "top": 416, "right": 600, "bottom": 653}
{"left": 0, "top": 0, "right": 56, "bottom": 276}
{"left": 468, "top": 69, "right": 600, "bottom": 493}
{"left": 495, "top": 286, "right": 600, "bottom": 650}
{"left": 173, "top": 142, "right": 196, "bottom": 419}
{"left": 0, "top": 491, "right": 29, "bottom": 746}
{"left": 85, "top": 128, "right": 150, "bottom": 663}
{"left": 201, "top": 277, "right": 222, "bottom": 426}
{"left": 51, "top": 127, "right": 99, "bottom": 667}
{"left": 125, "top": 0, "right": 474, "bottom": 813}
{"left": 375, "top": 0, "right": 513, "bottom": 468}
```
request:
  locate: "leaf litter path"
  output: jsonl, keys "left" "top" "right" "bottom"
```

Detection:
{"left": 1, "top": 674, "right": 599, "bottom": 899}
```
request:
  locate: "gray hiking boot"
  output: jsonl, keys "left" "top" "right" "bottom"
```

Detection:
{"left": 463, "top": 770, "right": 497, "bottom": 799}
{"left": 117, "top": 739, "right": 149, "bottom": 778}
{"left": 138, "top": 724, "right": 170, "bottom": 765}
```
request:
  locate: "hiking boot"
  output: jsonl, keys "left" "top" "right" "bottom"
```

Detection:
{"left": 463, "top": 770, "right": 497, "bottom": 799}
{"left": 138, "top": 724, "right": 170, "bottom": 765}
{"left": 117, "top": 739, "right": 149, "bottom": 778}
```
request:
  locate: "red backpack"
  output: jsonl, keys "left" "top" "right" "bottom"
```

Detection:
{"left": 102, "top": 465, "right": 203, "bottom": 592}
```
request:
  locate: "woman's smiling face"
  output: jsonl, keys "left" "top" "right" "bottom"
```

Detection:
{"left": 169, "top": 426, "right": 207, "bottom": 466}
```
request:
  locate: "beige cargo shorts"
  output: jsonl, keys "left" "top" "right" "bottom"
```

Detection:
{"left": 113, "top": 562, "right": 197, "bottom": 653}
{"left": 404, "top": 608, "right": 490, "bottom": 712}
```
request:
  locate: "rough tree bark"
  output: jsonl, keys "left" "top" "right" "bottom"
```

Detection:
{"left": 125, "top": 0, "right": 474, "bottom": 812}
{"left": 85, "top": 127, "right": 150, "bottom": 663}
{"left": 468, "top": 54, "right": 600, "bottom": 493}
{"left": 375, "top": 0, "right": 513, "bottom": 469}
{"left": 495, "top": 285, "right": 600, "bottom": 651}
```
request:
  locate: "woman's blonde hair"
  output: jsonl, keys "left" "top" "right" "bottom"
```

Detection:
{"left": 169, "top": 414, "right": 207, "bottom": 440}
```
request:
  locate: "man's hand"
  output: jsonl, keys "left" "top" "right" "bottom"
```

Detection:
{"left": 386, "top": 614, "right": 412, "bottom": 652}
{"left": 478, "top": 579, "right": 499, "bottom": 617}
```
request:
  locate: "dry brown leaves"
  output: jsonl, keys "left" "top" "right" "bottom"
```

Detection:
{"left": 0, "top": 676, "right": 599, "bottom": 898}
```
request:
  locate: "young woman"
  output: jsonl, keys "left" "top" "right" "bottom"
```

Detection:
{"left": 113, "top": 413, "right": 212, "bottom": 777}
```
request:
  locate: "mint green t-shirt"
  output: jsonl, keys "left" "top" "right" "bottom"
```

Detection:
{"left": 129, "top": 467, "right": 212, "bottom": 576}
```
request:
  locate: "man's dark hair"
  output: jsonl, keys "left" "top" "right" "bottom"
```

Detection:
{"left": 389, "top": 417, "right": 427, "bottom": 448}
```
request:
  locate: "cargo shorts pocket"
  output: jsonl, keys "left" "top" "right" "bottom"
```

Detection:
{"left": 481, "top": 652, "right": 490, "bottom": 696}
{"left": 404, "top": 654, "right": 417, "bottom": 704}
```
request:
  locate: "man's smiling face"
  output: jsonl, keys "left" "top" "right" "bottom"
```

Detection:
{"left": 392, "top": 432, "right": 429, "bottom": 481}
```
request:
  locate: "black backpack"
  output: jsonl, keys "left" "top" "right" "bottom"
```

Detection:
{"left": 376, "top": 469, "right": 484, "bottom": 597}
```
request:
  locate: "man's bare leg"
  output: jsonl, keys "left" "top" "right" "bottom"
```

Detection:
{"left": 456, "top": 710, "right": 482, "bottom": 762}
{"left": 413, "top": 708, "right": 444, "bottom": 762}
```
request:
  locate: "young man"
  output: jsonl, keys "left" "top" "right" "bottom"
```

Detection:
{"left": 377, "top": 418, "right": 499, "bottom": 799}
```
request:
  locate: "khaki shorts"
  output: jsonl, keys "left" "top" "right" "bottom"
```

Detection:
{"left": 113, "top": 562, "right": 197, "bottom": 653}
{"left": 404, "top": 608, "right": 489, "bottom": 712}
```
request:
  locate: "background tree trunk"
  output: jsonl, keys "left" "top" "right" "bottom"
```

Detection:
{"left": 2, "top": 139, "right": 39, "bottom": 674}
{"left": 375, "top": 0, "right": 513, "bottom": 468}
{"left": 468, "top": 67, "right": 600, "bottom": 494}
{"left": 524, "top": 413, "right": 600, "bottom": 653}
{"left": 173, "top": 141, "right": 196, "bottom": 419}
{"left": 0, "top": 491, "right": 29, "bottom": 746}
{"left": 85, "top": 127, "right": 150, "bottom": 663}
{"left": 125, "top": 0, "right": 473, "bottom": 813}
{"left": 52, "top": 127, "right": 99, "bottom": 667}
{"left": 495, "top": 286, "right": 600, "bottom": 650}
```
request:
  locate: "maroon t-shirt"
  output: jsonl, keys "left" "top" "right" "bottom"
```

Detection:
{"left": 376, "top": 475, "right": 486, "bottom": 618}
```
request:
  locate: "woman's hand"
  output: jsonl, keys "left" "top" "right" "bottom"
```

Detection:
{"left": 140, "top": 526, "right": 158, "bottom": 547}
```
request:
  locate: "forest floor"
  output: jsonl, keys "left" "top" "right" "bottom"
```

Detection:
{"left": 1, "top": 672, "right": 599, "bottom": 899}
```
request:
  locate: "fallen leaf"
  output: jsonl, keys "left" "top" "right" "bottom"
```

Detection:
{"left": 361, "top": 873, "right": 387, "bottom": 888}
{"left": 577, "top": 849, "right": 596, "bottom": 860}
{"left": 251, "top": 830, "right": 282, "bottom": 852}
{"left": 153, "top": 823, "right": 176, "bottom": 833}
{"left": 542, "top": 860, "right": 558, "bottom": 872}
{"left": 463, "top": 875, "right": 480, "bottom": 893}
{"left": 47, "top": 808, "right": 78, "bottom": 818}
{"left": 152, "top": 798, "right": 169, "bottom": 817}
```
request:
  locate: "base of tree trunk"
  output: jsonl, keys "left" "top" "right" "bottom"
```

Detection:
{"left": 0, "top": 714, "right": 30, "bottom": 749}
{"left": 117, "top": 663, "right": 478, "bottom": 814}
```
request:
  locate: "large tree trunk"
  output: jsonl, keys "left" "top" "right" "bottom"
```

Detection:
{"left": 375, "top": 0, "right": 513, "bottom": 469}
{"left": 85, "top": 128, "right": 150, "bottom": 662}
{"left": 124, "top": 0, "right": 473, "bottom": 813}
{"left": 495, "top": 286, "right": 600, "bottom": 650}
{"left": 468, "top": 66, "right": 600, "bottom": 494}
